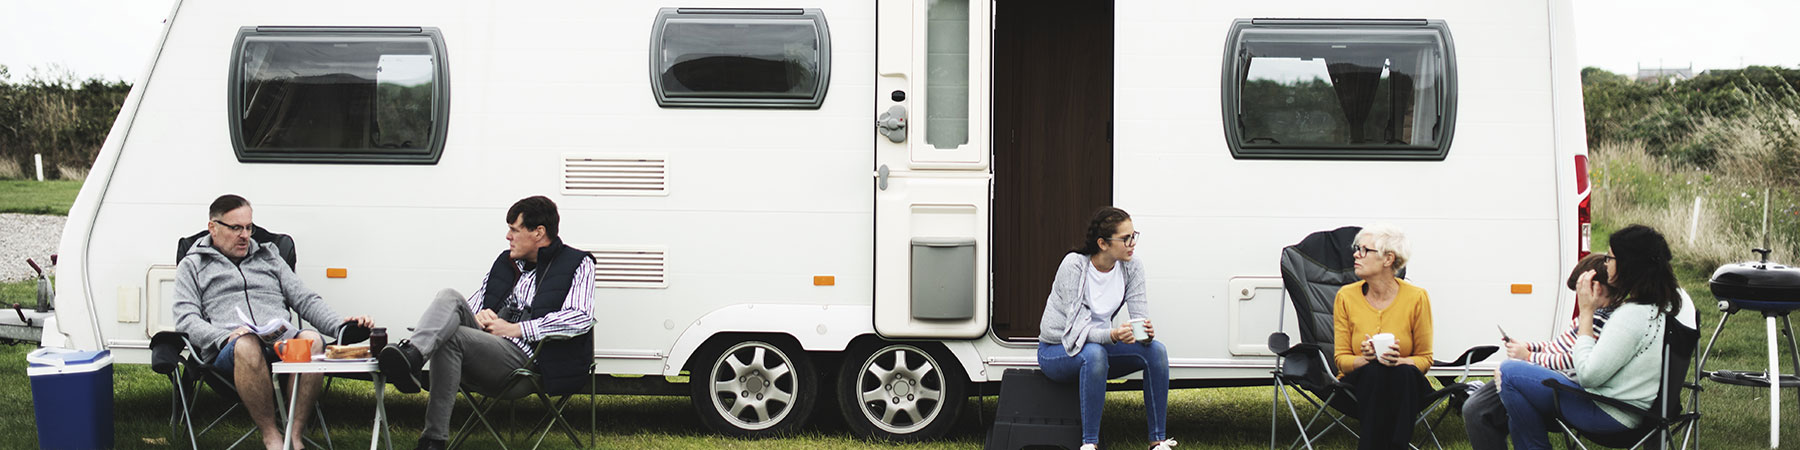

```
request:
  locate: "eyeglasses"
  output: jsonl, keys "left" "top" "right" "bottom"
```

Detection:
{"left": 212, "top": 219, "right": 254, "bottom": 234}
{"left": 1352, "top": 245, "right": 1381, "bottom": 257}
{"left": 1600, "top": 254, "right": 1616, "bottom": 263}
{"left": 1105, "top": 232, "right": 1141, "bottom": 245}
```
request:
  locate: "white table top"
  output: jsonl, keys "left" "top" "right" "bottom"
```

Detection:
{"left": 272, "top": 357, "right": 378, "bottom": 374}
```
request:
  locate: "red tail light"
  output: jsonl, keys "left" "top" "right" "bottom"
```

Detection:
{"left": 1576, "top": 155, "right": 1591, "bottom": 259}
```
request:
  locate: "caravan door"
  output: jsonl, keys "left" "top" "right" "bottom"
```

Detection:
{"left": 873, "top": 0, "right": 990, "bottom": 339}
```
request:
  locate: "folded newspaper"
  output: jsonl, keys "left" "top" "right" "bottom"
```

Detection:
{"left": 239, "top": 308, "right": 299, "bottom": 344}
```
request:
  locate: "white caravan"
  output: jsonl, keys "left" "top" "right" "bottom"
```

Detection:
{"left": 51, "top": 0, "right": 1593, "bottom": 440}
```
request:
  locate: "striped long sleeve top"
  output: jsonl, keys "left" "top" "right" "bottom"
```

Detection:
{"left": 1526, "top": 306, "right": 1614, "bottom": 374}
{"left": 465, "top": 257, "right": 596, "bottom": 358}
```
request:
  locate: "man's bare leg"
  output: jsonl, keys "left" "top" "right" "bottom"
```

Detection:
{"left": 230, "top": 336, "right": 283, "bottom": 449}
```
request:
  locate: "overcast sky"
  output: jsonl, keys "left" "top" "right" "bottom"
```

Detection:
{"left": 0, "top": 0, "right": 1794, "bottom": 82}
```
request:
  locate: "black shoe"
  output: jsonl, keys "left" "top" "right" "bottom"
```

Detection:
{"left": 379, "top": 340, "right": 425, "bottom": 394}
{"left": 413, "top": 437, "right": 446, "bottom": 450}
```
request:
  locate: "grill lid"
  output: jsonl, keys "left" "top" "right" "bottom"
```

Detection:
{"left": 1710, "top": 249, "right": 1800, "bottom": 302}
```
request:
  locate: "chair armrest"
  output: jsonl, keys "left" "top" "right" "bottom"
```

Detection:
{"left": 1433, "top": 345, "right": 1499, "bottom": 367}
{"left": 1268, "top": 332, "right": 1291, "bottom": 355}
{"left": 1541, "top": 378, "right": 1655, "bottom": 422}
{"left": 334, "top": 322, "right": 370, "bottom": 345}
{"left": 149, "top": 331, "right": 189, "bottom": 375}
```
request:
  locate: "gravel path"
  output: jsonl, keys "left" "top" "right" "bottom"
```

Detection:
{"left": 1, "top": 214, "right": 64, "bottom": 282}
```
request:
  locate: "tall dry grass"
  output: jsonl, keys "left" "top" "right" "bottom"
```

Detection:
{"left": 0, "top": 158, "right": 21, "bottom": 180}
{"left": 1590, "top": 104, "right": 1800, "bottom": 274}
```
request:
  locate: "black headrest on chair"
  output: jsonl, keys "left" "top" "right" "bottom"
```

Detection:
{"left": 1278, "top": 226, "right": 1407, "bottom": 355}
{"left": 176, "top": 225, "right": 297, "bottom": 270}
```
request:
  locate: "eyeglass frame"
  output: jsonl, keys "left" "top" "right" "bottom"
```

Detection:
{"left": 1351, "top": 244, "right": 1382, "bottom": 257}
{"left": 212, "top": 219, "right": 255, "bottom": 234}
{"left": 1104, "top": 231, "right": 1141, "bottom": 245}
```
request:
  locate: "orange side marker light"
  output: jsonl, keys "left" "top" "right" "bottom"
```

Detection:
{"left": 1510, "top": 284, "right": 1532, "bottom": 294}
{"left": 813, "top": 275, "right": 835, "bottom": 286}
{"left": 326, "top": 268, "right": 348, "bottom": 279}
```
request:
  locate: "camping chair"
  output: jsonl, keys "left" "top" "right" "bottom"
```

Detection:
{"left": 149, "top": 226, "right": 366, "bottom": 450}
{"left": 1544, "top": 314, "right": 1701, "bottom": 450}
{"left": 1268, "top": 226, "right": 1498, "bottom": 450}
{"left": 448, "top": 331, "right": 596, "bottom": 450}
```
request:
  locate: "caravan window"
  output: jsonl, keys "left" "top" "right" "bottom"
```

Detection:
{"left": 1222, "top": 20, "right": 1456, "bottom": 160}
{"left": 650, "top": 8, "right": 830, "bottom": 109}
{"left": 230, "top": 27, "right": 449, "bottom": 164}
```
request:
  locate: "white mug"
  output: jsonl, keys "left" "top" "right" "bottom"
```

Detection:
{"left": 1371, "top": 333, "right": 1397, "bottom": 359}
{"left": 1129, "top": 318, "right": 1150, "bottom": 342}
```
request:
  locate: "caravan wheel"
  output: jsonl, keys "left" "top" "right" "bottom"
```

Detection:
{"left": 690, "top": 339, "right": 816, "bottom": 437}
{"left": 838, "top": 343, "right": 966, "bottom": 441}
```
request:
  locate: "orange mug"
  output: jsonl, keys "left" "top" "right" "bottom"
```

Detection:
{"left": 275, "top": 338, "right": 314, "bottom": 363}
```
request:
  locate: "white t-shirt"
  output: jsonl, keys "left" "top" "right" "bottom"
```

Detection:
{"left": 1084, "top": 260, "right": 1126, "bottom": 330}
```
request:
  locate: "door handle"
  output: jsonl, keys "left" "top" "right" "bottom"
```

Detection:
{"left": 877, "top": 105, "right": 907, "bottom": 143}
{"left": 876, "top": 165, "right": 890, "bottom": 191}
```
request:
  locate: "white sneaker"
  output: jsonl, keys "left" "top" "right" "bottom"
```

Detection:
{"left": 1151, "top": 438, "right": 1179, "bottom": 450}
{"left": 1080, "top": 444, "right": 1098, "bottom": 450}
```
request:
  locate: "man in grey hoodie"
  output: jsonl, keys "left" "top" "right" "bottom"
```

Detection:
{"left": 172, "top": 194, "right": 373, "bottom": 450}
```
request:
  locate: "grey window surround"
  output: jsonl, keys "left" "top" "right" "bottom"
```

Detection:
{"left": 228, "top": 26, "right": 451, "bottom": 165}
{"left": 649, "top": 8, "right": 831, "bottom": 109}
{"left": 1220, "top": 19, "right": 1457, "bottom": 161}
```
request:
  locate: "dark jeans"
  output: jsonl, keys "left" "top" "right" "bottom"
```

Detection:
{"left": 1497, "top": 360, "right": 1628, "bottom": 450}
{"left": 1463, "top": 380, "right": 1508, "bottom": 450}
{"left": 1342, "top": 362, "right": 1428, "bottom": 450}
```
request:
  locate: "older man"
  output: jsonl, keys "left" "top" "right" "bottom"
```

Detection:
{"left": 379, "top": 195, "right": 595, "bottom": 450}
{"left": 172, "top": 194, "right": 374, "bottom": 450}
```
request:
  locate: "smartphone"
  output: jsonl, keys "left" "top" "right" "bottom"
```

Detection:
{"left": 1497, "top": 325, "right": 1513, "bottom": 343}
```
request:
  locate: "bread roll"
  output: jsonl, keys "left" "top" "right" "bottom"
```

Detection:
{"left": 325, "top": 345, "right": 370, "bottom": 359}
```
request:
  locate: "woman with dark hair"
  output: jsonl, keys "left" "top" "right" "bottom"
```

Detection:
{"left": 1497, "top": 224, "right": 1682, "bottom": 450}
{"left": 1036, "top": 207, "right": 1175, "bottom": 450}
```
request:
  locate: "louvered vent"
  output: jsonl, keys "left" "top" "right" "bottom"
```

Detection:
{"left": 588, "top": 246, "right": 667, "bottom": 289}
{"left": 563, "top": 154, "right": 668, "bottom": 196}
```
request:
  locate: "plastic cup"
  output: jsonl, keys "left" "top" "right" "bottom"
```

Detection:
{"left": 1371, "top": 333, "right": 1397, "bottom": 359}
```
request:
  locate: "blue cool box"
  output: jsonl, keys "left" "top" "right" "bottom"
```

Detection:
{"left": 27, "top": 349, "right": 114, "bottom": 450}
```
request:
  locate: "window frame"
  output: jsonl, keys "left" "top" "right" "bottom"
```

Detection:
{"left": 228, "top": 26, "right": 451, "bottom": 165}
{"left": 648, "top": 8, "right": 832, "bottom": 109}
{"left": 1220, "top": 19, "right": 1457, "bottom": 161}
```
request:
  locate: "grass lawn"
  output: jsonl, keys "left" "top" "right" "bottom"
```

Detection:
{"left": 0, "top": 180, "right": 81, "bottom": 215}
{"left": 0, "top": 278, "right": 1780, "bottom": 450}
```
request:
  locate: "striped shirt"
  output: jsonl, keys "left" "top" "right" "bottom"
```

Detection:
{"left": 1527, "top": 306, "right": 1614, "bottom": 375}
{"left": 465, "top": 257, "right": 596, "bottom": 358}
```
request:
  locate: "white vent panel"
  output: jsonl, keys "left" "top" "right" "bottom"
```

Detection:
{"left": 563, "top": 154, "right": 668, "bottom": 196}
{"left": 587, "top": 246, "right": 667, "bottom": 289}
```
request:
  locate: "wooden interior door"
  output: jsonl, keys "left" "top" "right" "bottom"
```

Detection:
{"left": 990, "top": 0, "right": 1114, "bottom": 340}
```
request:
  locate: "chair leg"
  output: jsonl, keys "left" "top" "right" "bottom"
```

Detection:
{"left": 450, "top": 389, "right": 510, "bottom": 450}
{"left": 169, "top": 372, "right": 199, "bottom": 450}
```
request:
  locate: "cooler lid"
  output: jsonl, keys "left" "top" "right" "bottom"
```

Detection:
{"left": 27, "top": 348, "right": 111, "bottom": 367}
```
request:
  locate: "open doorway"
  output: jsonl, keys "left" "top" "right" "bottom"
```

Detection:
{"left": 990, "top": 0, "right": 1114, "bottom": 340}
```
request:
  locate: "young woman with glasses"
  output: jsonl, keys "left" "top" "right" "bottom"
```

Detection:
{"left": 1035, "top": 207, "right": 1176, "bottom": 450}
{"left": 1333, "top": 224, "right": 1434, "bottom": 450}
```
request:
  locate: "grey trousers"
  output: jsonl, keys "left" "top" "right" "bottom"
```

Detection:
{"left": 1462, "top": 381, "right": 1509, "bottom": 450}
{"left": 414, "top": 289, "right": 530, "bottom": 441}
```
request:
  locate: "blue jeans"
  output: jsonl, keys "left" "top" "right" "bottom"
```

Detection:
{"left": 1497, "top": 359, "right": 1629, "bottom": 450}
{"left": 1037, "top": 340, "right": 1170, "bottom": 445}
{"left": 210, "top": 334, "right": 275, "bottom": 372}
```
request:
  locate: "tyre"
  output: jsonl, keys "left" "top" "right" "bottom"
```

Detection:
{"left": 690, "top": 338, "right": 817, "bottom": 437}
{"left": 837, "top": 342, "right": 966, "bottom": 442}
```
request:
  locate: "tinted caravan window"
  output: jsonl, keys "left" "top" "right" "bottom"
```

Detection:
{"left": 230, "top": 27, "right": 449, "bottom": 164}
{"left": 1222, "top": 19, "right": 1456, "bottom": 160}
{"left": 651, "top": 8, "right": 830, "bottom": 109}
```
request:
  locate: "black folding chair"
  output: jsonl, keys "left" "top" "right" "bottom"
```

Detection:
{"left": 1268, "top": 226, "right": 1497, "bottom": 450}
{"left": 449, "top": 332, "right": 596, "bottom": 450}
{"left": 1545, "top": 314, "right": 1701, "bottom": 450}
{"left": 150, "top": 226, "right": 364, "bottom": 450}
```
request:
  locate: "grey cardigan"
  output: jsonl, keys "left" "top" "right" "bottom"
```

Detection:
{"left": 172, "top": 237, "right": 346, "bottom": 361}
{"left": 1038, "top": 252, "right": 1149, "bottom": 356}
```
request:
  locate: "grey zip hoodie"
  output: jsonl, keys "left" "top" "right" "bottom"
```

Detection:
{"left": 1038, "top": 252, "right": 1149, "bottom": 356}
{"left": 172, "top": 236, "right": 345, "bottom": 361}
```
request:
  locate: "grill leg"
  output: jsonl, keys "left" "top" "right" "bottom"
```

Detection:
{"left": 1768, "top": 314, "right": 1781, "bottom": 448}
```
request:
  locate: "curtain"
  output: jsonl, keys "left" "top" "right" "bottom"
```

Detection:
{"left": 1326, "top": 56, "right": 1386, "bottom": 143}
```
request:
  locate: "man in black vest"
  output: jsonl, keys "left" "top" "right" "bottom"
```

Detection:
{"left": 377, "top": 196, "right": 595, "bottom": 450}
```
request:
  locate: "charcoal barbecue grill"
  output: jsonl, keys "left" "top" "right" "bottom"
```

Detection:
{"left": 1701, "top": 248, "right": 1800, "bottom": 448}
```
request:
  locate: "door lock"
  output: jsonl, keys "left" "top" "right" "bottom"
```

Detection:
{"left": 877, "top": 105, "right": 907, "bottom": 143}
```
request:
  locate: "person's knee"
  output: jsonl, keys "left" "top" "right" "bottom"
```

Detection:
{"left": 1077, "top": 345, "right": 1108, "bottom": 378}
{"left": 1146, "top": 340, "right": 1168, "bottom": 364}
{"left": 233, "top": 336, "right": 262, "bottom": 361}
{"left": 435, "top": 289, "right": 463, "bottom": 307}
{"left": 298, "top": 330, "right": 324, "bottom": 351}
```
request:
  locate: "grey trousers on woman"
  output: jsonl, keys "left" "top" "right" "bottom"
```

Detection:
{"left": 411, "top": 289, "right": 530, "bottom": 441}
{"left": 1462, "top": 381, "right": 1509, "bottom": 450}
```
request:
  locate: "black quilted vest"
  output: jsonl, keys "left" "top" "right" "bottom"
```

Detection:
{"left": 481, "top": 238, "right": 593, "bottom": 394}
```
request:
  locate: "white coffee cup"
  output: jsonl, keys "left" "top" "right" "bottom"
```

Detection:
{"left": 1371, "top": 333, "right": 1397, "bottom": 359}
{"left": 1129, "top": 318, "right": 1150, "bottom": 342}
